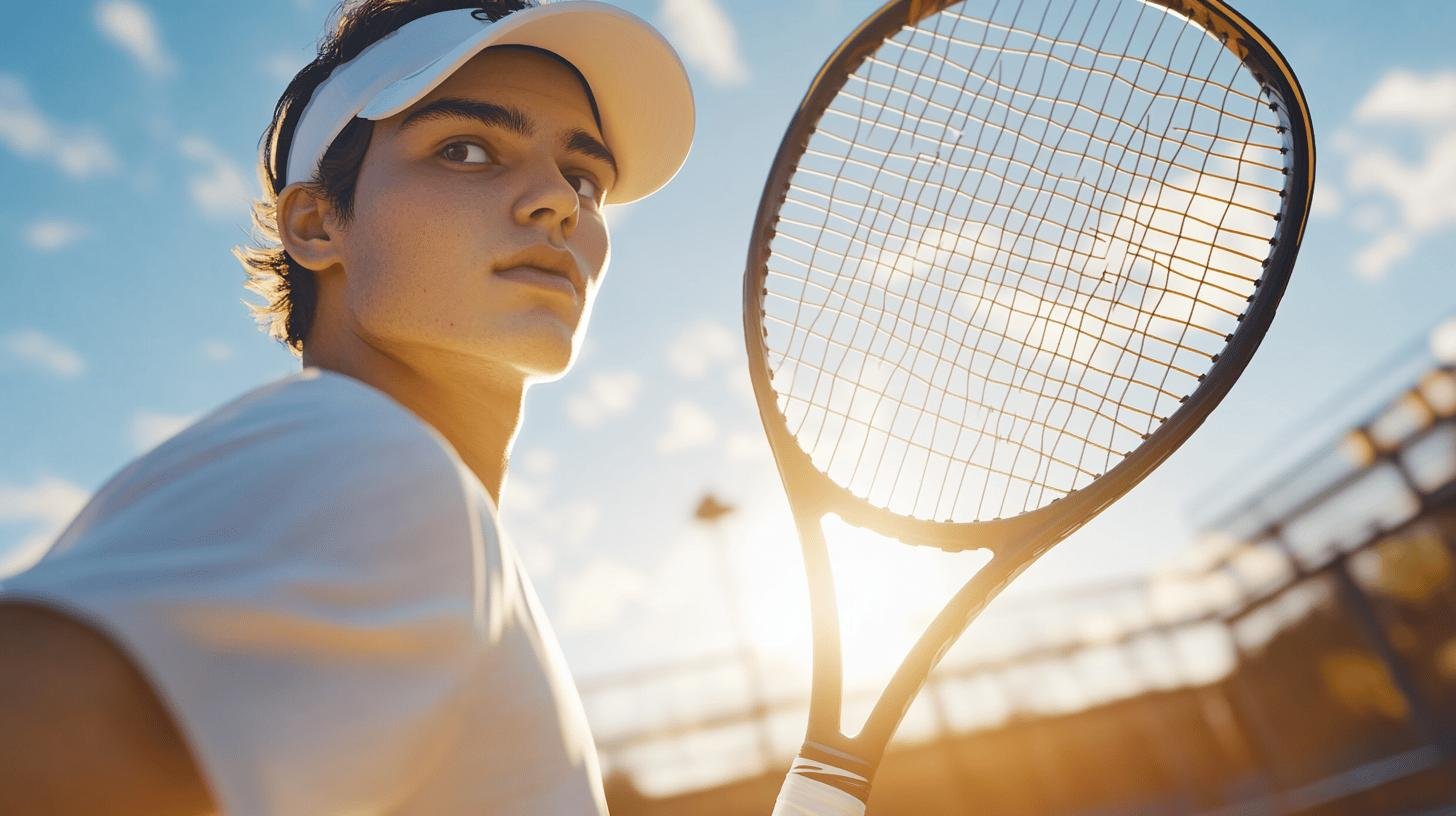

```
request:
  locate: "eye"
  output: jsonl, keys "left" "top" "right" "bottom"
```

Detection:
{"left": 568, "top": 173, "right": 604, "bottom": 205}
{"left": 440, "top": 141, "right": 492, "bottom": 165}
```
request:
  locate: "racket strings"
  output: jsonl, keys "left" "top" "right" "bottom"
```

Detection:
{"left": 876, "top": 21, "right": 1276, "bottom": 127}
{"left": 785, "top": 149, "right": 1278, "bottom": 277}
{"left": 763, "top": 308, "right": 1196, "bottom": 419}
{"left": 925, "top": 3, "right": 1242, "bottom": 519}
{"left": 810, "top": 99, "right": 1286, "bottom": 223}
{"left": 774, "top": 0, "right": 960, "bottom": 480}
{"left": 868, "top": 0, "right": 1197, "bottom": 517}
{"left": 840, "top": 53, "right": 1283, "bottom": 179}
{"left": 770, "top": 205, "right": 1256, "bottom": 317}
{"left": 780, "top": 0, "right": 1188, "bottom": 515}
{"left": 760, "top": 0, "right": 1290, "bottom": 525}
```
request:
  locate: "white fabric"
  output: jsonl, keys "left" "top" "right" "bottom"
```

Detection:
{"left": 770, "top": 757, "right": 869, "bottom": 816}
{"left": 0, "top": 368, "right": 606, "bottom": 816}
{"left": 282, "top": 1, "right": 695, "bottom": 204}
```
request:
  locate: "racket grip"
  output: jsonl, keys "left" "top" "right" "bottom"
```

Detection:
{"left": 770, "top": 756, "right": 868, "bottom": 816}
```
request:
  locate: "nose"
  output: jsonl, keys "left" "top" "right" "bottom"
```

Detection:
{"left": 512, "top": 155, "right": 580, "bottom": 241}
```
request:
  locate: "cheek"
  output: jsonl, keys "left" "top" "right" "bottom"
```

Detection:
{"left": 338, "top": 177, "right": 508, "bottom": 330}
{"left": 578, "top": 216, "right": 612, "bottom": 286}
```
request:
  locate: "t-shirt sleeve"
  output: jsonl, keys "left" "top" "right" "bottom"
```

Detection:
{"left": 0, "top": 407, "right": 485, "bottom": 815}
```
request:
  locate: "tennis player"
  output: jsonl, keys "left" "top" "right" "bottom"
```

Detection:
{"left": 0, "top": 1, "right": 693, "bottom": 813}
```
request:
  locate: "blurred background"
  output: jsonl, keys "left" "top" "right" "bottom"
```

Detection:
{"left": 2, "top": 1, "right": 1455, "bottom": 813}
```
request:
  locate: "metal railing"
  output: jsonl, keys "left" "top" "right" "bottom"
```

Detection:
{"left": 584, "top": 365, "right": 1456, "bottom": 814}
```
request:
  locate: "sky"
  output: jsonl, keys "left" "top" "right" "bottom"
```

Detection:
{"left": 3, "top": 0, "right": 1456, "bottom": 778}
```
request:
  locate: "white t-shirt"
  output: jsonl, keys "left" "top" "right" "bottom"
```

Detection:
{"left": 0, "top": 368, "right": 606, "bottom": 815}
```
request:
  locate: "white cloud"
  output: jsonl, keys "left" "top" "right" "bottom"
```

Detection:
{"left": 3, "top": 330, "right": 84, "bottom": 378}
{"left": 1344, "top": 130, "right": 1456, "bottom": 235}
{"left": 262, "top": 52, "right": 308, "bottom": 86}
{"left": 1432, "top": 317, "right": 1456, "bottom": 364}
{"left": 667, "top": 319, "right": 737, "bottom": 379}
{"left": 565, "top": 370, "right": 642, "bottom": 428}
{"left": 131, "top": 410, "right": 197, "bottom": 452}
{"left": 0, "top": 75, "right": 45, "bottom": 155}
{"left": 1342, "top": 129, "right": 1456, "bottom": 277}
{"left": 502, "top": 474, "right": 545, "bottom": 515}
{"left": 179, "top": 135, "right": 254, "bottom": 223}
{"left": 725, "top": 429, "right": 770, "bottom": 462}
{"left": 1354, "top": 69, "right": 1456, "bottom": 125}
{"left": 553, "top": 499, "right": 599, "bottom": 542}
{"left": 0, "top": 476, "right": 90, "bottom": 578}
{"left": 506, "top": 498, "right": 600, "bottom": 580}
{"left": 1339, "top": 69, "right": 1456, "bottom": 281}
{"left": 1351, "top": 204, "right": 1385, "bottom": 233}
{"left": 659, "top": 0, "right": 749, "bottom": 87}
{"left": 727, "top": 365, "right": 756, "bottom": 402}
{"left": 520, "top": 449, "right": 558, "bottom": 476}
{"left": 639, "top": 538, "right": 722, "bottom": 619}
{"left": 1353, "top": 231, "right": 1414, "bottom": 282}
{"left": 56, "top": 132, "right": 117, "bottom": 179}
{"left": 95, "top": 0, "right": 174, "bottom": 77}
{"left": 23, "top": 218, "right": 88, "bottom": 251}
{"left": 657, "top": 400, "right": 717, "bottom": 454}
{"left": 1309, "top": 181, "right": 1341, "bottom": 219}
{"left": 0, "top": 73, "right": 118, "bottom": 179}
{"left": 556, "top": 558, "right": 649, "bottom": 634}
{"left": 201, "top": 340, "right": 234, "bottom": 361}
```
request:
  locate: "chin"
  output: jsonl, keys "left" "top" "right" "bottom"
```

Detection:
{"left": 444, "top": 307, "right": 582, "bottom": 382}
{"left": 506, "top": 336, "right": 580, "bottom": 382}
{"left": 508, "top": 313, "right": 585, "bottom": 381}
{"left": 522, "top": 347, "right": 579, "bottom": 382}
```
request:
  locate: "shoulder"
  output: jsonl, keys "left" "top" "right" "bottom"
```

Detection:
{"left": 8, "top": 368, "right": 482, "bottom": 583}
{"left": 230, "top": 369, "right": 482, "bottom": 544}
{"left": 186, "top": 367, "right": 457, "bottom": 476}
{"left": 0, "top": 371, "right": 499, "bottom": 814}
{"left": 135, "top": 368, "right": 469, "bottom": 517}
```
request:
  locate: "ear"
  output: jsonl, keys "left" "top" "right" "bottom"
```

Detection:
{"left": 276, "top": 182, "right": 345, "bottom": 274}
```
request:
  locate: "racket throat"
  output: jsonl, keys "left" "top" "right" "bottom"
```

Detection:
{"left": 773, "top": 751, "right": 874, "bottom": 815}
{"left": 800, "top": 741, "right": 874, "bottom": 790}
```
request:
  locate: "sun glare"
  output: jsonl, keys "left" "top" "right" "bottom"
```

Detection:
{"left": 822, "top": 515, "right": 992, "bottom": 734}
{"left": 729, "top": 498, "right": 992, "bottom": 737}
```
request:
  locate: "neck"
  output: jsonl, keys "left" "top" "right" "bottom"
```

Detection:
{"left": 303, "top": 336, "right": 524, "bottom": 505}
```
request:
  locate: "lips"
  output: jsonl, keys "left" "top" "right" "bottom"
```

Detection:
{"left": 497, "top": 265, "right": 580, "bottom": 301}
{"left": 493, "top": 245, "right": 584, "bottom": 302}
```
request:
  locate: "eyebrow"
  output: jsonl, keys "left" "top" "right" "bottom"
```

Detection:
{"left": 396, "top": 97, "right": 618, "bottom": 178}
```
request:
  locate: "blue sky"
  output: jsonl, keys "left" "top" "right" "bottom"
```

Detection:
{"left": 3, "top": 0, "right": 1456, "bottom": 756}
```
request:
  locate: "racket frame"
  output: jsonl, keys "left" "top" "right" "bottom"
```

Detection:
{"left": 743, "top": 0, "right": 1315, "bottom": 795}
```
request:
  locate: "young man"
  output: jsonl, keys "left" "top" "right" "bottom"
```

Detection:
{"left": 0, "top": 1, "right": 693, "bottom": 813}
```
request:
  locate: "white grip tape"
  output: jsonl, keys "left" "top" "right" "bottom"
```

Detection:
{"left": 770, "top": 757, "right": 868, "bottom": 816}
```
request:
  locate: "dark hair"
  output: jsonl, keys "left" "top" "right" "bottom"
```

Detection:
{"left": 234, "top": 0, "right": 532, "bottom": 355}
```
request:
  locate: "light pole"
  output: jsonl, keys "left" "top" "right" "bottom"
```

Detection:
{"left": 694, "top": 492, "right": 776, "bottom": 772}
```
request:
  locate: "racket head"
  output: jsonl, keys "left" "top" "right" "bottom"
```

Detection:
{"left": 747, "top": 0, "right": 1315, "bottom": 803}
{"left": 744, "top": 0, "right": 1315, "bottom": 565}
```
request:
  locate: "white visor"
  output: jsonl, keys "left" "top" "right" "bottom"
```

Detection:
{"left": 279, "top": 1, "right": 694, "bottom": 204}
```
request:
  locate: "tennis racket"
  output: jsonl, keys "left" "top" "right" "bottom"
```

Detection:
{"left": 742, "top": 0, "right": 1313, "bottom": 812}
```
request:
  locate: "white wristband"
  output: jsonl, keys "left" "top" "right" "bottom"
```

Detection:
{"left": 770, "top": 757, "right": 869, "bottom": 816}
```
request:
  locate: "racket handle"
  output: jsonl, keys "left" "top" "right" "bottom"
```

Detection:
{"left": 770, "top": 756, "right": 869, "bottom": 816}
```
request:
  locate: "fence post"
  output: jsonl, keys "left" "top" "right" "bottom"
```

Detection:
{"left": 1219, "top": 621, "right": 1287, "bottom": 815}
{"left": 1328, "top": 552, "right": 1455, "bottom": 757}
